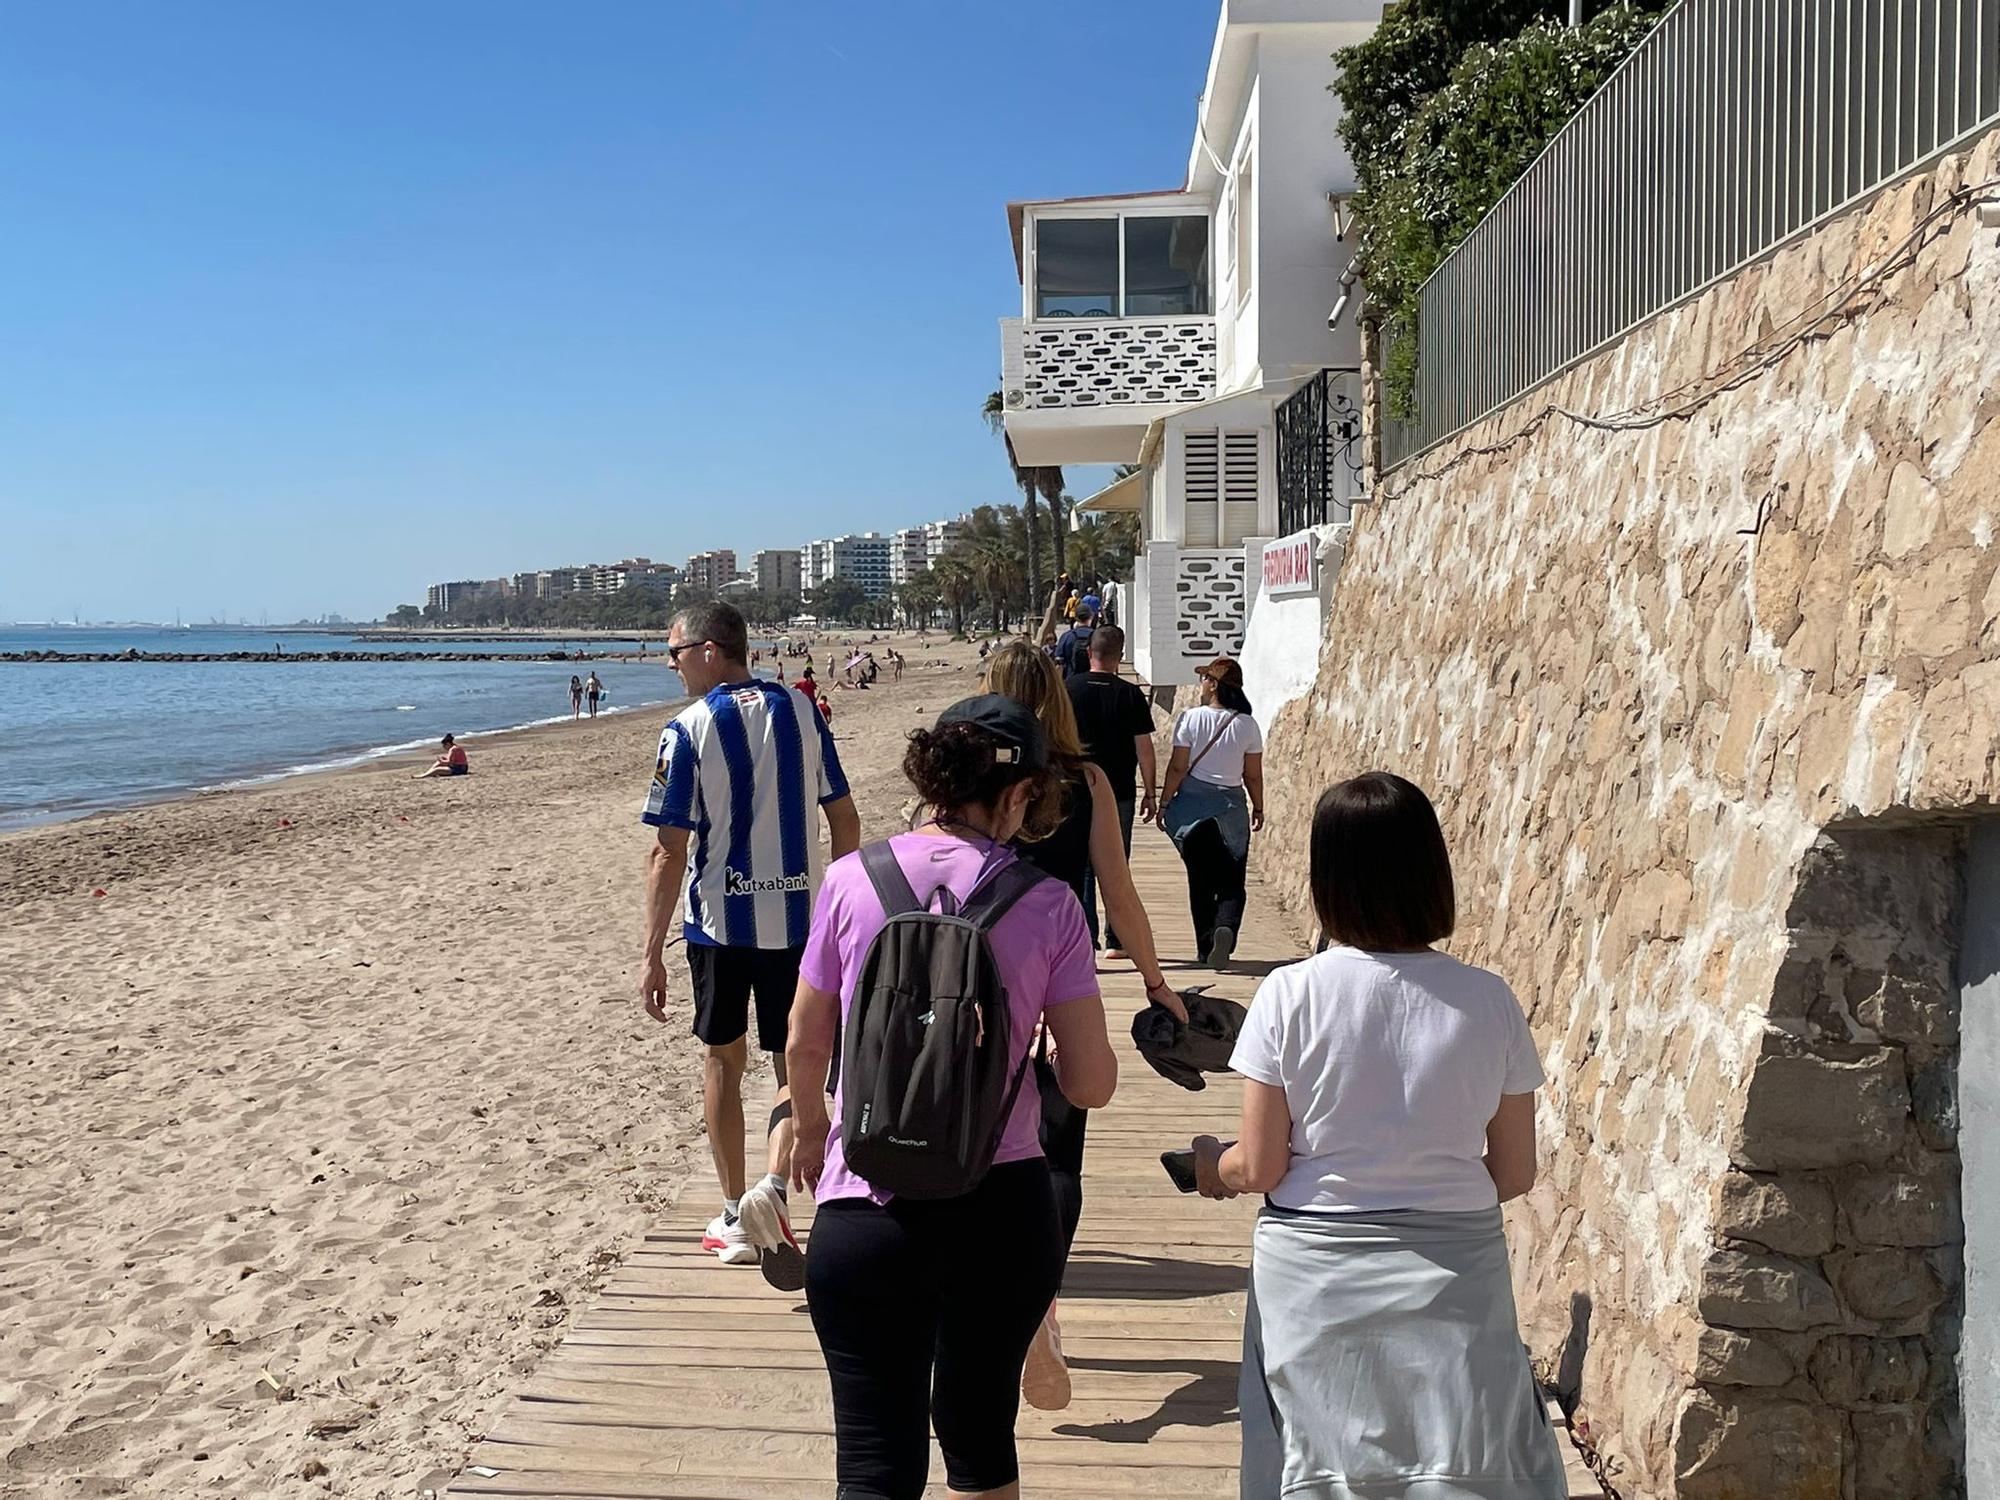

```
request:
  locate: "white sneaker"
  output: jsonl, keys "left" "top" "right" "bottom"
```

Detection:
{"left": 701, "top": 1212, "right": 759, "bottom": 1266}
{"left": 738, "top": 1180, "right": 806, "bottom": 1292}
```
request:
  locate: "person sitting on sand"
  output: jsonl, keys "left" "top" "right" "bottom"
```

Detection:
{"left": 416, "top": 734, "right": 469, "bottom": 779}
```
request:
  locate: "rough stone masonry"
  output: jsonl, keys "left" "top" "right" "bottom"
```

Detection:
{"left": 1249, "top": 129, "right": 2000, "bottom": 1497}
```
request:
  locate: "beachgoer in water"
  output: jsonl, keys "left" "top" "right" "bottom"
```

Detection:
{"left": 585, "top": 670, "right": 604, "bottom": 717}
{"left": 1192, "top": 773, "right": 1565, "bottom": 1498}
{"left": 979, "top": 641, "right": 1181, "bottom": 1409}
{"left": 786, "top": 695, "right": 1118, "bottom": 1499}
{"left": 1158, "top": 657, "right": 1263, "bottom": 970}
{"left": 640, "top": 602, "right": 861, "bottom": 1286}
{"left": 570, "top": 675, "right": 585, "bottom": 718}
{"left": 416, "top": 734, "right": 469, "bottom": 779}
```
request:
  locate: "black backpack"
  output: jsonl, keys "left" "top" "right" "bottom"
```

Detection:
{"left": 839, "top": 842, "right": 1051, "bottom": 1200}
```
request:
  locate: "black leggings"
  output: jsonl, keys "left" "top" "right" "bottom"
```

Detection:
{"left": 806, "top": 1160, "right": 1065, "bottom": 1499}
{"left": 1179, "top": 819, "right": 1248, "bottom": 954}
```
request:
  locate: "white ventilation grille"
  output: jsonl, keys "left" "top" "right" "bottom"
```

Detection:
{"left": 1222, "top": 430, "right": 1259, "bottom": 544}
{"left": 1183, "top": 430, "right": 1219, "bottom": 547}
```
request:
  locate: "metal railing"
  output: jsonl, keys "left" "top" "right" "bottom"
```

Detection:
{"left": 1276, "top": 367, "right": 1366, "bottom": 534}
{"left": 1383, "top": 0, "right": 2000, "bottom": 469}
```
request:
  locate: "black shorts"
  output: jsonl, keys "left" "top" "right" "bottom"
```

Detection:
{"left": 685, "top": 943, "right": 804, "bottom": 1052}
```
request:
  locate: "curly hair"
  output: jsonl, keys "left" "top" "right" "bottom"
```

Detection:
{"left": 902, "top": 721, "right": 1068, "bottom": 842}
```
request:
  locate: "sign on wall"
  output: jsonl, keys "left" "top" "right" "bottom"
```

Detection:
{"left": 1260, "top": 532, "right": 1319, "bottom": 599}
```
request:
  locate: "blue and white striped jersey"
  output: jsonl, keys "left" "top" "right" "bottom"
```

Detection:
{"left": 641, "top": 678, "right": 850, "bottom": 949}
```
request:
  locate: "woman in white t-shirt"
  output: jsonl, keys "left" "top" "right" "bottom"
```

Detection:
{"left": 1191, "top": 772, "right": 1566, "bottom": 1498}
{"left": 1157, "top": 656, "right": 1264, "bottom": 969}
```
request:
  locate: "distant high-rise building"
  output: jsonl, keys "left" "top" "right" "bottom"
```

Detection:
{"left": 804, "top": 533, "right": 893, "bottom": 600}
{"left": 426, "top": 580, "right": 485, "bottom": 614}
{"left": 924, "top": 516, "right": 968, "bottom": 563}
{"left": 685, "top": 550, "right": 739, "bottom": 593}
{"left": 889, "top": 527, "right": 929, "bottom": 588}
{"left": 752, "top": 548, "right": 802, "bottom": 597}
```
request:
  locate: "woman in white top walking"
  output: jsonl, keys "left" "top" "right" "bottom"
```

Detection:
{"left": 1192, "top": 772, "right": 1565, "bottom": 1499}
{"left": 1158, "top": 656, "right": 1264, "bottom": 969}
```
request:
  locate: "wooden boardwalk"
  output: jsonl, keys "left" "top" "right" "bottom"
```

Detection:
{"left": 447, "top": 825, "right": 1600, "bottom": 1498}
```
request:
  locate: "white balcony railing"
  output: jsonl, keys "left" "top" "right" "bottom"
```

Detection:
{"left": 1001, "top": 315, "right": 1216, "bottom": 414}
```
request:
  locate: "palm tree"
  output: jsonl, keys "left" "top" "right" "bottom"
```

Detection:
{"left": 982, "top": 390, "right": 1064, "bottom": 617}
{"left": 930, "top": 554, "right": 977, "bottom": 637}
{"left": 1066, "top": 512, "right": 1140, "bottom": 583}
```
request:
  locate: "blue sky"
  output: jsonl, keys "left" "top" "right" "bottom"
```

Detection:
{"left": 0, "top": 2, "right": 1224, "bottom": 622}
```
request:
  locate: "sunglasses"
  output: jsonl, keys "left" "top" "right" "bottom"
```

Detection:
{"left": 666, "top": 640, "right": 710, "bottom": 664}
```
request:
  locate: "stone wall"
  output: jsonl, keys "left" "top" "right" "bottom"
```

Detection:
{"left": 1250, "top": 128, "right": 2000, "bottom": 1496}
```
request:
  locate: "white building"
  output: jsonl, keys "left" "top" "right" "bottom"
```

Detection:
{"left": 923, "top": 516, "right": 967, "bottom": 565}
{"left": 889, "top": 527, "right": 929, "bottom": 588}
{"left": 998, "top": 0, "right": 1376, "bottom": 702}
{"left": 803, "top": 533, "right": 893, "bottom": 600}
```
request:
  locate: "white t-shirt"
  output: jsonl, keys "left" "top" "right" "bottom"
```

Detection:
{"left": 1172, "top": 705, "right": 1263, "bottom": 787}
{"left": 1229, "top": 946, "right": 1545, "bottom": 1213}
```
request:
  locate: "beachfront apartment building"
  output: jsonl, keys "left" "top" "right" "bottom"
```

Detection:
{"left": 889, "top": 527, "right": 929, "bottom": 588}
{"left": 998, "top": 0, "right": 1376, "bottom": 701}
{"left": 426, "top": 580, "right": 489, "bottom": 615}
{"left": 573, "top": 558, "right": 678, "bottom": 597}
{"left": 752, "top": 547, "right": 802, "bottom": 597}
{"left": 802, "top": 532, "right": 893, "bottom": 600}
{"left": 924, "top": 516, "right": 966, "bottom": 563}
{"left": 684, "top": 549, "right": 738, "bottom": 593}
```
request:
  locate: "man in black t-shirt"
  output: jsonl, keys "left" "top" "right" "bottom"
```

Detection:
{"left": 1064, "top": 624, "right": 1157, "bottom": 956}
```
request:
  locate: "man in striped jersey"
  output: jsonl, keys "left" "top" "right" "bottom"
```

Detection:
{"left": 641, "top": 601, "right": 860, "bottom": 1287}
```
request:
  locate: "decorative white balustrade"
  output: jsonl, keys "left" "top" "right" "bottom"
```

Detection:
{"left": 1001, "top": 316, "right": 1216, "bottom": 412}
{"left": 1172, "top": 548, "right": 1248, "bottom": 660}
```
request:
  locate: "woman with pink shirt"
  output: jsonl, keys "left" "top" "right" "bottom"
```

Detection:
{"left": 787, "top": 695, "right": 1118, "bottom": 1500}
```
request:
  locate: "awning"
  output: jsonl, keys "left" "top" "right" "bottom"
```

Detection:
{"left": 1074, "top": 469, "right": 1143, "bottom": 518}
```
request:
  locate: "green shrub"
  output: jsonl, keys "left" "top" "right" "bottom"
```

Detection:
{"left": 1336, "top": 3, "right": 1670, "bottom": 416}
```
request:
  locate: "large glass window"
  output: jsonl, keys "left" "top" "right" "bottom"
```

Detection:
{"left": 1032, "top": 213, "right": 1212, "bottom": 319}
{"left": 1034, "top": 218, "right": 1119, "bottom": 318}
{"left": 1123, "top": 216, "right": 1210, "bottom": 316}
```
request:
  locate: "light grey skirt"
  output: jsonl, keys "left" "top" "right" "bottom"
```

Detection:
{"left": 1239, "top": 1205, "right": 1567, "bottom": 1499}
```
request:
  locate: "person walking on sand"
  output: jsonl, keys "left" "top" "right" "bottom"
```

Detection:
{"left": 786, "top": 696, "right": 1118, "bottom": 1500}
{"left": 1190, "top": 773, "right": 1565, "bottom": 1498}
{"left": 585, "top": 670, "right": 604, "bottom": 717}
{"left": 1158, "top": 657, "right": 1263, "bottom": 970}
{"left": 570, "top": 674, "right": 585, "bottom": 719}
{"left": 640, "top": 601, "right": 861, "bottom": 1288}
{"left": 1064, "top": 625, "right": 1156, "bottom": 959}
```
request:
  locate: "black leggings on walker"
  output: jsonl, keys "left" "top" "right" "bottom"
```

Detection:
{"left": 806, "top": 1159, "right": 1066, "bottom": 1499}
{"left": 1178, "top": 818, "right": 1248, "bottom": 955}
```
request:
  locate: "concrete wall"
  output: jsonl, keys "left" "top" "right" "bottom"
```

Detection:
{"left": 1250, "top": 129, "right": 2000, "bottom": 1495}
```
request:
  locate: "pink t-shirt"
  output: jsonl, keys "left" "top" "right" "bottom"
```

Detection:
{"left": 801, "top": 833, "right": 1100, "bottom": 1206}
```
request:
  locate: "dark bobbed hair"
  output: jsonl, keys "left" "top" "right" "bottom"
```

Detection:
{"left": 903, "top": 722, "right": 1066, "bottom": 842}
{"left": 1309, "top": 772, "right": 1455, "bottom": 951}
{"left": 673, "top": 600, "right": 750, "bottom": 664}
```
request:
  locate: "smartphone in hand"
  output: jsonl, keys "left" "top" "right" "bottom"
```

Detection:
{"left": 1160, "top": 1149, "right": 1199, "bottom": 1194}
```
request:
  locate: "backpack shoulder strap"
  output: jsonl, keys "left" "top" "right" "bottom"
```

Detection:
{"left": 960, "top": 858, "right": 1050, "bottom": 933}
{"left": 860, "top": 842, "right": 923, "bottom": 918}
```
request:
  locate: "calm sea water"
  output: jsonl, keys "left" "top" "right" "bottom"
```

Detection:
{"left": 0, "top": 626, "right": 685, "bottom": 829}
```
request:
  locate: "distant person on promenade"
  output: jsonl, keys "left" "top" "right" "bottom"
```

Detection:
{"left": 585, "top": 670, "right": 604, "bottom": 717}
{"left": 640, "top": 601, "right": 861, "bottom": 1286}
{"left": 1065, "top": 626, "right": 1156, "bottom": 958}
{"left": 1159, "top": 657, "right": 1263, "bottom": 970}
{"left": 1192, "top": 774, "right": 1564, "bottom": 1497}
{"left": 1051, "top": 596, "right": 1098, "bottom": 681}
{"left": 415, "top": 734, "right": 469, "bottom": 779}
{"left": 570, "top": 675, "right": 584, "bottom": 718}
{"left": 785, "top": 696, "right": 1118, "bottom": 1499}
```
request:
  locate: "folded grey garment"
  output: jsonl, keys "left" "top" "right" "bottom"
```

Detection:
{"left": 1130, "top": 990, "right": 1247, "bottom": 1092}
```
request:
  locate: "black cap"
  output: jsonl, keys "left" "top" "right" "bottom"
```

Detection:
{"left": 935, "top": 694, "right": 1049, "bottom": 772}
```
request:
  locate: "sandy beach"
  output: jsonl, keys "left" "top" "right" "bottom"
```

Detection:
{"left": 0, "top": 635, "right": 984, "bottom": 1499}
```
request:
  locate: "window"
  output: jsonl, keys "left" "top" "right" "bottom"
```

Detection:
{"left": 1032, "top": 213, "right": 1211, "bottom": 319}
{"left": 1035, "top": 218, "right": 1119, "bottom": 318}
{"left": 1183, "top": 428, "right": 1261, "bottom": 547}
{"left": 1233, "top": 155, "right": 1255, "bottom": 306}
{"left": 1122, "top": 216, "right": 1210, "bottom": 316}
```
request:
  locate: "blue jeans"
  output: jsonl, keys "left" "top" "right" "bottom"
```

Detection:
{"left": 1079, "top": 796, "right": 1136, "bottom": 949}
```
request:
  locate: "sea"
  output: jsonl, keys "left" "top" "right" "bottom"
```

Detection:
{"left": 0, "top": 625, "right": 686, "bottom": 830}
